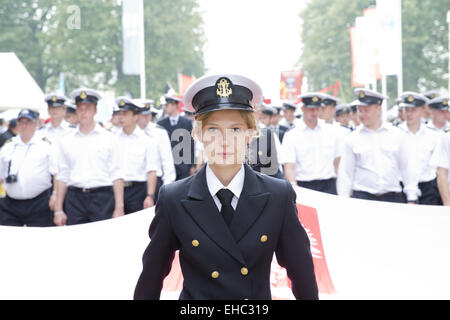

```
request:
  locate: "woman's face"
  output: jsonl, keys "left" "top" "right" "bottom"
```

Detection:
{"left": 198, "top": 110, "right": 254, "bottom": 167}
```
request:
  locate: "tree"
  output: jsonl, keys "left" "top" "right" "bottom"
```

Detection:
{"left": 298, "top": 0, "right": 449, "bottom": 103}
{"left": 0, "top": 0, "right": 205, "bottom": 102}
{"left": 402, "top": 0, "right": 449, "bottom": 92}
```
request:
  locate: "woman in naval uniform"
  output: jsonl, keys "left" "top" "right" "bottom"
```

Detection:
{"left": 134, "top": 74, "right": 318, "bottom": 300}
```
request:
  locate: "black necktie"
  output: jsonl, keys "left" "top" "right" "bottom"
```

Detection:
{"left": 216, "top": 189, "right": 234, "bottom": 226}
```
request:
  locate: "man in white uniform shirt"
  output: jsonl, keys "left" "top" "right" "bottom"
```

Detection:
{"left": 0, "top": 109, "right": 56, "bottom": 226}
{"left": 429, "top": 97, "right": 450, "bottom": 205}
{"left": 398, "top": 92, "right": 442, "bottom": 205}
{"left": 54, "top": 88, "right": 124, "bottom": 226}
{"left": 337, "top": 89, "right": 420, "bottom": 203}
{"left": 136, "top": 100, "right": 176, "bottom": 202}
{"left": 40, "top": 93, "right": 73, "bottom": 142}
{"left": 282, "top": 93, "right": 342, "bottom": 194}
{"left": 279, "top": 102, "right": 298, "bottom": 129}
{"left": 116, "top": 97, "right": 157, "bottom": 213}
{"left": 427, "top": 97, "right": 449, "bottom": 132}
{"left": 40, "top": 93, "right": 74, "bottom": 211}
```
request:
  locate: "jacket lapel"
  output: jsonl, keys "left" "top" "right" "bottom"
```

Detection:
{"left": 181, "top": 165, "right": 246, "bottom": 266}
{"left": 229, "top": 164, "right": 270, "bottom": 242}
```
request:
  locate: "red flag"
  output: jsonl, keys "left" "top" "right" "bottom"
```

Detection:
{"left": 318, "top": 80, "right": 341, "bottom": 97}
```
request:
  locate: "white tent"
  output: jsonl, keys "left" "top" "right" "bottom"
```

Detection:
{"left": 0, "top": 52, "right": 47, "bottom": 118}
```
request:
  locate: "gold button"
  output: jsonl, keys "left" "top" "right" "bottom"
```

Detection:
{"left": 260, "top": 235, "right": 268, "bottom": 243}
{"left": 241, "top": 267, "right": 248, "bottom": 275}
{"left": 258, "top": 151, "right": 263, "bottom": 156}
{"left": 211, "top": 271, "right": 219, "bottom": 279}
{"left": 192, "top": 240, "right": 199, "bottom": 247}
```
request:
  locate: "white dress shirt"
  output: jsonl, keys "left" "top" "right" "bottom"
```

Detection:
{"left": 279, "top": 117, "right": 301, "bottom": 129}
{"left": 430, "top": 132, "right": 450, "bottom": 190}
{"left": 116, "top": 127, "right": 157, "bottom": 182}
{"left": 56, "top": 124, "right": 123, "bottom": 188}
{"left": 426, "top": 121, "right": 450, "bottom": 132}
{"left": 0, "top": 133, "right": 57, "bottom": 199}
{"left": 399, "top": 122, "right": 441, "bottom": 182}
{"left": 169, "top": 115, "right": 180, "bottom": 126}
{"left": 143, "top": 122, "right": 176, "bottom": 184}
{"left": 337, "top": 123, "right": 420, "bottom": 201}
{"left": 281, "top": 119, "right": 342, "bottom": 181}
{"left": 206, "top": 163, "right": 244, "bottom": 211}
{"left": 37, "top": 120, "right": 73, "bottom": 143}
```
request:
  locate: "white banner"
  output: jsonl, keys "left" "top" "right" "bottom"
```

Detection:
{"left": 0, "top": 187, "right": 449, "bottom": 299}
{"left": 122, "top": 0, "right": 142, "bottom": 75}
{"left": 376, "top": 0, "right": 402, "bottom": 76}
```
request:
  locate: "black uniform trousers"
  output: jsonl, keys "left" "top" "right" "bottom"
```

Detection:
{"left": 352, "top": 190, "right": 406, "bottom": 203}
{"left": 297, "top": 178, "right": 337, "bottom": 195}
{"left": 0, "top": 188, "right": 54, "bottom": 227}
{"left": 124, "top": 181, "right": 147, "bottom": 214}
{"left": 64, "top": 187, "right": 115, "bottom": 225}
{"left": 418, "top": 178, "right": 442, "bottom": 205}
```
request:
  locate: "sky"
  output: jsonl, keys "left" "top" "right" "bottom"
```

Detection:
{"left": 197, "top": 0, "right": 307, "bottom": 104}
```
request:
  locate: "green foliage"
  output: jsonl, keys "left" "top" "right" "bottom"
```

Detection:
{"left": 299, "top": 0, "right": 449, "bottom": 103}
{"left": 0, "top": 0, "right": 205, "bottom": 102}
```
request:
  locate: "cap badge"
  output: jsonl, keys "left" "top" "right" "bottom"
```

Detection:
{"left": 216, "top": 78, "right": 232, "bottom": 98}
{"left": 407, "top": 95, "right": 414, "bottom": 102}
{"left": 80, "top": 91, "right": 87, "bottom": 99}
{"left": 145, "top": 103, "right": 150, "bottom": 108}
{"left": 51, "top": 96, "right": 57, "bottom": 102}
{"left": 443, "top": 99, "right": 448, "bottom": 106}
{"left": 312, "top": 96, "right": 319, "bottom": 102}
{"left": 359, "top": 91, "right": 365, "bottom": 99}
{"left": 119, "top": 100, "right": 125, "bottom": 107}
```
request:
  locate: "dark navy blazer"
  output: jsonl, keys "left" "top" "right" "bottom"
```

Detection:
{"left": 134, "top": 164, "right": 318, "bottom": 300}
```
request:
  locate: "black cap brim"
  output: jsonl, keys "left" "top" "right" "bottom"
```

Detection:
{"left": 195, "top": 104, "right": 254, "bottom": 116}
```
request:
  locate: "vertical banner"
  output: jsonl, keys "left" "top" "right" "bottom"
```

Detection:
{"left": 280, "top": 70, "right": 303, "bottom": 101}
{"left": 350, "top": 26, "right": 365, "bottom": 88}
{"left": 177, "top": 74, "right": 196, "bottom": 96}
{"left": 350, "top": 9, "right": 381, "bottom": 87}
{"left": 376, "top": 0, "right": 402, "bottom": 76}
{"left": 122, "top": 0, "right": 141, "bottom": 75}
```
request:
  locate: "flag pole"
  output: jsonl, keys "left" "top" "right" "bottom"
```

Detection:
{"left": 138, "top": 0, "right": 146, "bottom": 99}
{"left": 397, "top": 0, "right": 403, "bottom": 97}
{"left": 447, "top": 10, "right": 450, "bottom": 94}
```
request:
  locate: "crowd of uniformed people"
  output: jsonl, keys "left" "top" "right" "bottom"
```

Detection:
{"left": 0, "top": 84, "right": 449, "bottom": 227}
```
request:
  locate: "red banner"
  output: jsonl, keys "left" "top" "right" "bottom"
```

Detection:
{"left": 280, "top": 70, "right": 303, "bottom": 101}
{"left": 297, "top": 203, "right": 336, "bottom": 294}
{"left": 178, "top": 74, "right": 196, "bottom": 96}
